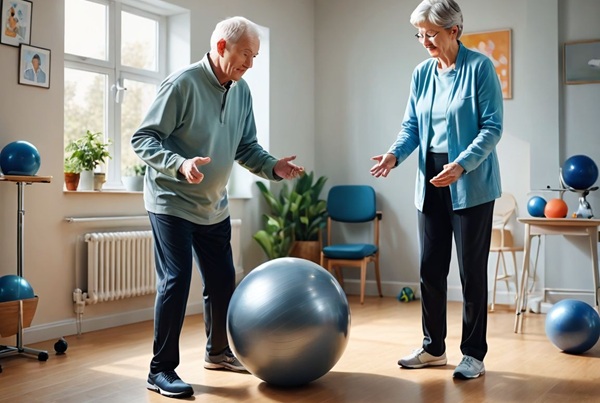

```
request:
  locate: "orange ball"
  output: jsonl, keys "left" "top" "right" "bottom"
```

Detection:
{"left": 544, "top": 198, "right": 569, "bottom": 218}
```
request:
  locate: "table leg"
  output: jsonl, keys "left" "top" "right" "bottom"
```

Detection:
{"left": 515, "top": 223, "right": 532, "bottom": 333}
{"left": 588, "top": 227, "right": 599, "bottom": 310}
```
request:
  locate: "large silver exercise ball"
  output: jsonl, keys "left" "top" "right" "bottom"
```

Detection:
{"left": 227, "top": 257, "right": 351, "bottom": 387}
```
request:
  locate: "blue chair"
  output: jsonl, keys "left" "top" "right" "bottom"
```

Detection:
{"left": 320, "top": 185, "right": 383, "bottom": 304}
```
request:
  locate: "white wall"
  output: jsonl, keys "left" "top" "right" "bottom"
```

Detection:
{"left": 0, "top": 0, "right": 315, "bottom": 344}
{"left": 314, "top": 0, "right": 599, "bottom": 302}
{"left": 545, "top": 0, "right": 600, "bottom": 301}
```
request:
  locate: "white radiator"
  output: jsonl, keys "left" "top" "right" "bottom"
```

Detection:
{"left": 72, "top": 219, "right": 242, "bottom": 334}
{"left": 83, "top": 230, "right": 156, "bottom": 304}
{"left": 75, "top": 219, "right": 243, "bottom": 306}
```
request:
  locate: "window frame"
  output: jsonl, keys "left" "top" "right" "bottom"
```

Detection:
{"left": 64, "top": 0, "right": 167, "bottom": 188}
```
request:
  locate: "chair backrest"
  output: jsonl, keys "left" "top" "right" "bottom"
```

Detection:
{"left": 327, "top": 185, "right": 376, "bottom": 223}
{"left": 491, "top": 192, "right": 518, "bottom": 248}
{"left": 493, "top": 192, "right": 518, "bottom": 228}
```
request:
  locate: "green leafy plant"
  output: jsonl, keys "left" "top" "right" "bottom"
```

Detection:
{"left": 253, "top": 171, "right": 328, "bottom": 260}
{"left": 65, "top": 130, "right": 111, "bottom": 171}
{"left": 288, "top": 172, "right": 328, "bottom": 241}
{"left": 64, "top": 157, "right": 82, "bottom": 174}
{"left": 253, "top": 214, "right": 294, "bottom": 260}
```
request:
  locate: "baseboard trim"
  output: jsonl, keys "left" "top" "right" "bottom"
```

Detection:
{"left": 21, "top": 301, "right": 204, "bottom": 345}
{"left": 341, "top": 279, "right": 523, "bottom": 306}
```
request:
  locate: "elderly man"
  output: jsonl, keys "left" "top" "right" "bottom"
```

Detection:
{"left": 132, "top": 16, "right": 304, "bottom": 398}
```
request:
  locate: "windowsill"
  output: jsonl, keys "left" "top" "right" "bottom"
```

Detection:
{"left": 63, "top": 189, "right": 252, "bottom": 200}
{"left": 63, "top": 189, "right": 142, "bottom": 194}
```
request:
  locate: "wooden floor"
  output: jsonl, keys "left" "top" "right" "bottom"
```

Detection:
{"left": 1, "top": 297, "right": 599, "bottom": 403}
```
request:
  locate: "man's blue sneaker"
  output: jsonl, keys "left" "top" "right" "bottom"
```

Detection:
{"left": 453, "top": 355, "right": 485, "bottom": 379}
{"left": 147, "top": 370, "right": 193, "bottom": 398}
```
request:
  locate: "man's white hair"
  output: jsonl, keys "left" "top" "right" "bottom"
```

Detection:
{"left": 210, "top": 16, "right": 260, "bottom": 51}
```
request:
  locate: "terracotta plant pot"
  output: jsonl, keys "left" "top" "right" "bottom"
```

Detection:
{"left": 64, "top": 172, "right": 80, "bottom": 191}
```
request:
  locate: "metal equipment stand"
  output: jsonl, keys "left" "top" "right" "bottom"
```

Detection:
{"left": 0, "top": 175, "right": 53, "bottom": 368}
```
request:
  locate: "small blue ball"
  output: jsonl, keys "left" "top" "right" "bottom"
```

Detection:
{"left": 527, "top": 196, "right": 547, "bottom": 217}
{"left": 397, "top": 287, "right": 415, "bottom": 302}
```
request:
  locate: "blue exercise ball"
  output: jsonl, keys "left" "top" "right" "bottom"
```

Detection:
{"left": 0, "top": 141, "right": 41, "bottom": 176}
{"left": 0, "top": 275, "right": 35, "bottom": 302}
{"left": 227, "top": 257, "right": 350, "bottom": 387}
{"left": 545, "top": 299, "right": 600, "bottom": 354}
{"left": 527, "top": 196, "right": 547, "bottom": 217}
{"left": 561, "top": 155, "right": 598, "bottom": 190}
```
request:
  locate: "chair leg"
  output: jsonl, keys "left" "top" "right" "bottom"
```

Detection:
{"left": 510, "top": 251, "right": 519, "bottom": 302}
{"left": 360, "top": 261, "right": 367, "bottom": 304}
{"left": 500, "top": 251, "right": 509, "bottom": 291}
{"left": 374, "top": 260, "right": 383, "bottom": 297}
{"left": 490, "top": 251, "right": 501, "bottom": 312}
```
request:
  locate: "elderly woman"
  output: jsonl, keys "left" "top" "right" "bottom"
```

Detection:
{"left": 370, "top": 0, "right": 503, "bottom": 379}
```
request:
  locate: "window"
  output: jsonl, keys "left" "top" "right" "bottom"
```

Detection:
{"left": 64, "top": 0, "right": 166, "bottom": 188}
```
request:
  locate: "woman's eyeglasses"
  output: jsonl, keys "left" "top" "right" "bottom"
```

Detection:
{"left": 415, "top": 31, "right": 440, "bottom": 41}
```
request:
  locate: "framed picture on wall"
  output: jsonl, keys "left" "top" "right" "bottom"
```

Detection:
{"left": 563, "top": 39, "right": 600, "bottom": 85}
{"left": 18, "top": 44, "right": 50, "bottom": 89}
{"left": 0, "top": 0, "right": 32, "bottom": 47}
{"left": 460, "top": 29, "right": 512, "bottom": 99}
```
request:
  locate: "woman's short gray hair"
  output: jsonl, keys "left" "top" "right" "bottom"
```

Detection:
{"left": 210, "top": 16, "right": 260, "bottom": 51}
{"left": 410, "top": 0, "right": 464, "bottom": 39}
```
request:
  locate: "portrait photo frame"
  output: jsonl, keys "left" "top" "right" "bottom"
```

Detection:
{"left": 0, "top": 0, "right": 32, "bottom": 47}
{"left": 460, "top": 29, "right": 512, "bottom": 99}
{"left": 563, "top": 39, "right": 600, "bottom": 85}
{"left": 18, "top": 44, "right": 50, "bottom": 89}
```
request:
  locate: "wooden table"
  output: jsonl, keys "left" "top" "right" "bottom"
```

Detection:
{"left": 0, "top": 175, "right": 52, "bottom": 364}
{"left": 514, "top": 217, "right": 600, "bottom": 333}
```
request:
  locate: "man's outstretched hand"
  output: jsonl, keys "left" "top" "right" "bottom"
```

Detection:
{"left": 274, "top": 155, "right": 304, "bottom": 180}
{"left": 179, "top": 156, "right": 211, "bottom": 184}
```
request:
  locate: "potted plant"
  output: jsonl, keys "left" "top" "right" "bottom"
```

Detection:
{"left": 122, "top": 163, "right": 146, "bottom": 192}
{"left": 254, "top": 171, "right": 328, "bottom": 263}
{"left": 65, "top": 130, "right": 111, "bottom": 191}
{"left": 253, "top": 213, "right": 294, "bottom": 260}
{"left": 63, "top": 157, "right": 82, "bottom": 191}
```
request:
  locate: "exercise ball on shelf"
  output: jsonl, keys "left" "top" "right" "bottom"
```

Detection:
{"left": 0, "top": 141, "right": 41, "bottom": 176}
{"left": 561, "top": 154, "right": 598, "bottom": 190}
{"left": 527, "top": 196, "right": 547, "bottom": 217}
{"left": 544, "top": 198, "right": 568, "bottom": 218}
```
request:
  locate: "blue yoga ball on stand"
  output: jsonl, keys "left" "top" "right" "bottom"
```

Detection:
{"left": 227, "top": 257, "right": 351, "bottom": 387}
{"left": 545, "top": 299, "right": 600, "bottom": 354}
{"left": 561, "top": 155, "right": 598, "bottom": 190}
{"left": 0, "top": 141, "right": 41, "bottom": 176}
{"left": 0, "top": 275, "right": 35, "bottom": 302}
